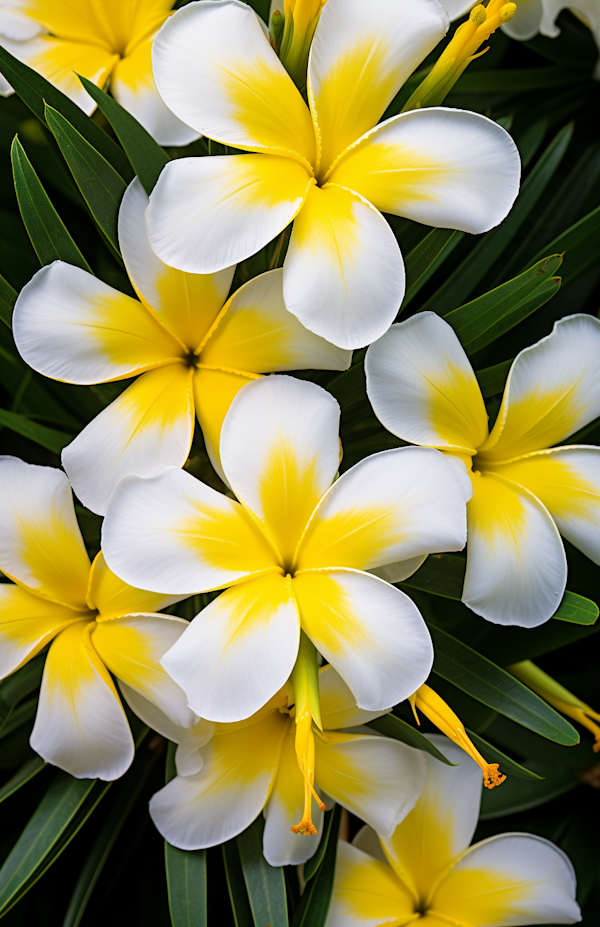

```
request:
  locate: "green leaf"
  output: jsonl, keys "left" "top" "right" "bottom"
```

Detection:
{"left": 0, "top": 772, "right": 111, "bottom": 916}
{"left": 303, "top": 803, "right": 339, "bottom": 882}
{"left": 11, "top": 136, "right": 91, "bottom": 272}
{"left": 479, "top": 762, "right": 579, "bottom": 819}
{"left": 44, "top": 104, "right": 127, "bottom": 255}
{"left": 237, "top": 817, "right": 288, "bottom": 927}
{"left": 0, "top": 756, "right": 46, "bottom": 805}
{"left": 421, "top": 123, "right": 573, "bottom": 314}
{"left": 465, "top": 729, "right": 543, "bottom": 780}
{"left": 223, "top": 840, "right": 254, "bottom": 927}
{"left": 165, "top": 846, "right": 207, "bottom": 927}
{"left": 453, "top": 67, "right": 584, "bottom": 94}
{"left": 0, "top": 273, "right": 17, "bottom": 328}
{"left": 404, "top": 228, "right": 458, "bottom": 295}
{"left": 78, "top": 76, "right": 169, "bottom": 196}
{"left": 0, "top": 653, "right": 44, "bottom": 733}
{"left": 0, "top": 44, "right": 132, "bottom": 182}
{"left": 428, "top": 624, "right": 580, "bottom": 745}
{"left": 526, "top": 203, "right": 600, "bottom": 284}
{"left": 291, "top": 805, "right": 341, "bottom": 927}
{"left": 444, "top": 254, "right": 562, "bottom": 355}
{"left": 553, "top": 591, "right": 598, "bottom": 625}
{"left": 0, "top": 408, "right": 73, "bottom": 453}
{"left": 475, "top": 359, "right": 512, "bottom": 398}
{"left": 366, "top": 714, "right": 454, "bottom": 765}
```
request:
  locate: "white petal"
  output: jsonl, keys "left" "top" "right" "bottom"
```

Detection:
{"left": 330, "top": 108, "right": 521, "bottom": 235}
{"left": 0, "top": 9, "right": 45, "bottom": 41}
{"left": 292, "top": 568, "right": 433, "bottom": 710}
{"left": 326, "top": 840, "right": 415, "bottom": 927}
{"left": 102, "top": 465, "right": 277, "bottom": 595}
{"left": 297, "top": 446, "right": 467, "bottom": 572}
{"left": 365, "top": 313, "right": 488, "bottom": 451}
{"left": 308, "top": 0, "right": 448, "bottom": 175}
{"left": 463, "top": 472, "right": 567, "bottom": 627}
{"left": 0, "top": 456, "right": 90, "bottom": 609}
{"left": 152, "top": 0, "right": 315, "bottom": 162}
{"left": 149, "top": 709, "right": 287, "bottom": 850}
{"left": 161, "top": 572, "right": 300, "bottom": 722}
{"left": 319, "top": 664, "right": 392, "bottom": 730}
{"left": 0, "top": 583, "right": 82, "bottom": 679}
{"left": 438, "top": 0, "right": 473, "bottom": 20}
{"left": 480, "top": 314, "right": 600, "bottom": 461}
{"left": 30, "top": 621, "right": 134, "bottom": 780}
{"left": 283, "top": 183, "right": 405, "bottom": 350}
{"left": 62, "top": 364, "right": 194, "bottom": 516}
{"left": 502, "top": 0, "right": 544, "bottom": 40}
{"left": 146, "top": 154, "right": 313, "bottom": 274}
{"left": 370, "top": 555, "right": 427, "bottom": 584}
{"left": 219, "top": 375, "right": 341, "bottom": 568}
{"left": 431, "top": 833, "right": 581, "bottom": 925}
{"left": 315, "top": 731, "right": 426, "bottom": 837}
{"left": 13, "top": 261, "right": 183, "bottom": 384}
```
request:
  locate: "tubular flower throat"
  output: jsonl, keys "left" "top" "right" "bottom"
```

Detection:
{"left": 404, "top": 0, "right": 518, "bottom": 110}
{"left": 509, "top": 660, "right": 600, "bottom": 753}
{"left": 411, "top": 684, "right": 506, "bottom": 788}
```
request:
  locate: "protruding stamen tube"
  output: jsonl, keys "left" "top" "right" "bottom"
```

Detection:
{"left": 290, "top": 631, "right": 325, "bottom": 835}
{"left": 508, "top": 660, "right": 600, "bottom": 753}
{"left": 413, "top": 684, "right": 506, "bottom": 789}
{"left": 273, "top": 0, "right": 325, "bottom": 92}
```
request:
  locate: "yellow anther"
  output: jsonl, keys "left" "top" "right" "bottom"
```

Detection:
{"left": 500, "top": 2, "right": 517, "bottom": 22}
{"left": 413, "top": 684, "right": 506, "bottom": 789}
{"left": 470, "top": 5, "right": 488, "bottom": 25}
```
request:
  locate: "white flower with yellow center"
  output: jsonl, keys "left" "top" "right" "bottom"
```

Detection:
{"left": 0, "top": 456, "right": 200, "bottom": 781}
{"left": 0, "top": 0, "right": 198, "bottom": 143}
{"left": 365, "top": 311, "right": 600, "bottom": 628}
{"left": 13, "top": 178, "right": 350, "bottom": 516}
{"left": 130, "top": 664, "right": 426, "bottom": 867}
{"left": 145, "top": 0, "right": 521, "bottom": 350}
{"left": 102, "top": 374, "right": 468, "bottom": 723}
{"left": 326, "top": 735, "right": 581, "bottom": 926}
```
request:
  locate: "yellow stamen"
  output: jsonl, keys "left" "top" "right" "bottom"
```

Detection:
{"left": 508, "top": 660, "right": 600, "bottom": 753}
{"left": 290, "top": 631, "right": 325, "bottom": 835}
{"left": 413, "top": 684, "right": 506, "bottom": 789}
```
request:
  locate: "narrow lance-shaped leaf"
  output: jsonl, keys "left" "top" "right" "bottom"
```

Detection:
{"left": 44, "top": 104, "right": 127, "bottom": 257}
{"left": 403, "top": 228, "right": 458, "bottom": 296}
{"left": 0, "top": 756, "right": 47, "bottom": 806}
{"left": 237, "top": 817, "right": 288, "bottom": 927}
{"left": 366, "top": 714, "right": 454, "bottom": 765}
{"left": 475, "top": 359, "right": 512, "bottom": 398}
{"left": 428, "top": 624, "right": 580, "bottom": 745}
{"left": 0, "top": 44, "right": 132, "bottom": 182}
{"left": 291, "top": 805, "right": 341, "bottom": 927}
{"left": 11, "top": 136, "right": 91, "bottom": 272}
{"left": 526, "top": 202, "right": 600, "bottom": 283}
{"left": 78, "top": 76, "right": 169, "bottom": 196}
{"left": 0, "top": 653, "right": 45, "bottom": 733}
{"left": 164, "top": 743, "right": 207, "bottom": 927}
{"left": 223, "top": 840, "right": 254, "bottom": 927}
{"left": 0, "top": 273, "right": 17, "bottom": 329}
{"left": 0, "top": 409, "right": 74, "bottom": 455}
{"left": 465, "top": 729, "right": 543, "bottom": 780}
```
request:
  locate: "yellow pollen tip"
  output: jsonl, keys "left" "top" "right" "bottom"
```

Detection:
{"left": 500, "top": 2, "right": 517, "bottom": 22}
{"left": 470, "top": 5, "right": 487, "bottom": 24}
{"left": 482, "top": 763, "right": 507, "bottom": 789}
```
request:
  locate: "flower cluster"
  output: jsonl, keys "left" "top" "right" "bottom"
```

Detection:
{"left": 1, "top": 0, "right": 598, "bottom": 922}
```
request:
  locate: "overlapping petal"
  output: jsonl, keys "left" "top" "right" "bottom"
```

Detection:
{"left": 463, "top": 472, "right": 567, "bottom": 627}
{"left": 219, "top": 376, "right": 341, "bottom": 567}
{"left": 283, "top": 183, "right": 404, "bottom": 349}
{"left": 146, "top": 154, "right": 313, "bottom": 275}
{"left": 30, "top": 621, "right": 134, "bottom": 780}
{"left": 489, "top": 446, "right": 600, "bottom": 564}
{"left": 292, "top": 568, "right": 433, "bottom": 710}
{"left": 62, "top": 364, "right": 194, "bottom": 516}
{"left": 308, "top": 0, "right": 448, "bottom": 176}
{"left": 91, "top": 614, "right": 195, "bottom": 728}
{"left": 297, "top": 447, "right": 467, "bottom": 572}
{"left": 319, "top": 664, "right": 391, "bottom": 731}
{"left": 149, "top": 709, "right": 287, "bottom": 850}
{"left": 480, "top": 314, "right": 600, "bottom": 460}
{"left": 87, "top": 552, "right": 182, "bottom": 620}
{"left": 13, "top": 261, "right": 184, "bottom": 384}
{"left": 0, "top": 457, "right": 90, "bottom": 609}
{"left": 161, "top": 572, "right": 300, "bottom": 723}
{"left": 430, "top": 833, "right": 581, "bottom": 925}
{"left": 365, "top": 313, "right": 488, "bottom": 451}
{"left": 152, "top": 0, "right": 316, "bottom": 163}
{"left": 103, "top": 466, "right": 278, "bottom": 595}
{"left": 326, "top": 840, "right": 415, "bottom": 927}
{"left": 330, "top": 108, "right": 520, "bottom": 233}
{"left": 118, "top": 178, "right": 235, "bottom": 350}
{"left": 192, "top": 367, "right": 256, "bottom": 481}
{"left": 502, "top": 0, "right": 546, "bottom": 41}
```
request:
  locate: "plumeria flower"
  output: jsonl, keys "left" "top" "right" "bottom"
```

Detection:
{"left": 0, "top": 456, "right": 196, "bottom": 781}
{"left": 13, "top": 178, "right": 350, "bottom": 516}
{"left": 134, "top": 664, "right": 427, "bottom": 867}
{"left": 365, "top": 311, "right": 600, "bottom": 627}
{"left": 0, "top": 0, "right": 198, "bottom": 144}
{"left": 326, "top": 734, "right": 581, "bottom": 926}
{"left": 102, "top": 374, "right": 468, "bottom": 723}
{"left": 443, "top": 0, "right": 600, "bottom": 77}
{"left": 145, "top": 0, "right": 521, "bottom": 350}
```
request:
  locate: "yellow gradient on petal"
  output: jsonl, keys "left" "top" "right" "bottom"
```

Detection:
{"left": 203, "top": 571, "right": 297, "bottom": 654}
{"left": 111, "top": 36, "right": 156, "bottom": 96}
{"left": 291, "top": 183, "right": 363, "bottom": 264}
{"left": 332, "top": 845, "right": 416, "bottom": 924}
{"left": 44, "top": 619, "right": 119, "bottom": 706}
{"left": 430, "top": 863, "right": 528, "bottom": 925}
{"left": 329, "top": 134, "right": 449, "bottom": 215}
{"left": 270, "top": 724, "right": 313, "bottom": 818}
{"left": 88, "top": 552, "right": 176, "bottom": 620}
{"left": 91, "top": 618, "right": 167, "bottom": 700}
{"left": 200, "top": 302, "right": 303, "bottom": 374}
{"left": 84, "top": 291, "right": 185, "bottom": 378}
{"left": 0, "top": 584, "right": 89, "bottom": 676}
{"left": 193, "top": 366, "right": 256, "bottom": 472}
{"left": 486, "top": 453, "right": 600, "bottom": 522}
{"left": 466, "top": 470, "right": 528, "bottom": 546}
{"left": 480, "top": 379, "right": 587, "bottom": 462}
{"left": 292, "top": 571, "right": 366, "bottom": 658}
{"left": 25, "top": 36, "right": 118, "bottom": 102}
{"left": 311, "top": 33, "right": 401, "bottom": 179}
